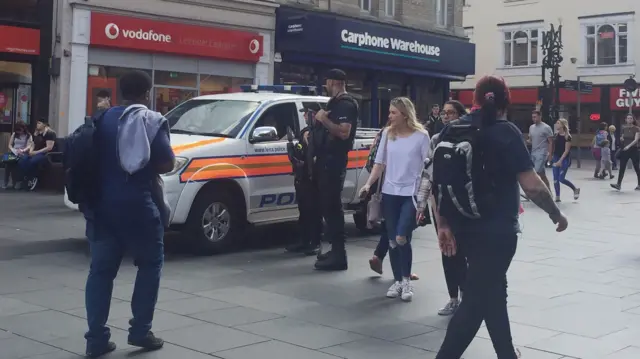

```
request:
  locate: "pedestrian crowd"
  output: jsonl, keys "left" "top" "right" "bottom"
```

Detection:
{"left": 59, "top": 68, "right": 574, "bottom": 359}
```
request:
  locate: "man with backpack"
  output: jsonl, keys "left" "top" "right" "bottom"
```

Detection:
{"left": 426, "top": 76, "right": 568, "bottom": 359}
{"left": 66, "top": 70, "right": 174, "bottom": 357}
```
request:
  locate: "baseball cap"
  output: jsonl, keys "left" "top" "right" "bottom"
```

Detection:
{"left": 325, "top": 69, "right": 347, "bottom": 81}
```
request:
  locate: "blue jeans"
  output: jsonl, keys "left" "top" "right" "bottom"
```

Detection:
{"left": 18, "top": 153, "right": 47, "bottom": 179}
{"left": 382, "top": 194, "right": 416, "bottom": 282}
{"left": 551, "top": 155, "right": 576, "bottom": 197}
{"left": 85, "top": 205, "right": 164, "bottom": 349}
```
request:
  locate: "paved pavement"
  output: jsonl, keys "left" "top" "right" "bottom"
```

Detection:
{"left": 1, "top": 167, "right": 640, "bottom": 358}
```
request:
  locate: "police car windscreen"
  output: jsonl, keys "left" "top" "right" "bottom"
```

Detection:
{"left": 168, "top": 99, "right": 260, "bottom": 138}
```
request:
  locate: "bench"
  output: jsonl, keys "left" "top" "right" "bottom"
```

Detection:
{"left": 38, "top": 138, "right": 65, "bottom": 192}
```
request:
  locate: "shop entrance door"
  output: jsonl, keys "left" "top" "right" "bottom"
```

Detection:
{"left": 0, "top": 85, "right": 17, "bottom": 129}
{"left": 153, "top": 86, "right": 197, "bottom": 115}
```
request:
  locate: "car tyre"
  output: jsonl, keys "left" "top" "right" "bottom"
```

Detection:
{"left": 185, "top": 187, "right": 245, "bottom": 255}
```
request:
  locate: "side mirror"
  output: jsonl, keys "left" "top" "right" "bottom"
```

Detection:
{"left": 251, "top": 126, "right": 279, "bottom": 143}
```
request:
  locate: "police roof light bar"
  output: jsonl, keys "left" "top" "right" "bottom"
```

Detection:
{"left": 240, "top": 85, "right": 319, "bottom": 95}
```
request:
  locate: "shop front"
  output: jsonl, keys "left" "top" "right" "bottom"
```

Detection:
{"left": 64, "top": 10, "right": 269, "bottom": 135}
{"left": 274, "top": 6, "right": 475, "bottom": 128}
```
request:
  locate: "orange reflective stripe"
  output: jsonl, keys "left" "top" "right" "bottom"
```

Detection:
{"left": 172, "top": 138, "right": 226, "bottom": 155}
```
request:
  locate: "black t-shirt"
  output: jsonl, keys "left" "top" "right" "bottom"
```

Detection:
{"left": 553, "top": 134, "right": 571, "bottom": 158}
{"left": 318, "top": 95, "right": 358, "bottom": 168}
{"left": 33, "top": 129, "right": 57, "bottom": 152}
{"left": 444, "top": 117, "right": 533, "bottom": 234}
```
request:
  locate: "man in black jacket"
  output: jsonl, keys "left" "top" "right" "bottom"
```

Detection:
{"left": 424, "top": 104, "right": 444, "bottom": 135}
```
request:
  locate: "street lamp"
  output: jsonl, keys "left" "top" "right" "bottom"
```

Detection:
{"left": 541, "top": 23, "right": 563, "bottom": 125}
{"left": 570, "top": 57, "right": 582, "bottom": 168}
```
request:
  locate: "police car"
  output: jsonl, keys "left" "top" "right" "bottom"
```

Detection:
{"left": 65, "top": 85, "right": 377, "bottom": 253}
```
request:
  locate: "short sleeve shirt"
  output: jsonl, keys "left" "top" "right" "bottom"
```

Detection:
{"left": 622, "top": 125, "right": 640, "bottom": 147}
{"left": 33, "top": 129, "right": 57, "bottom": 152}
{"left": 375, "top": 129, "right": 430, "bottom": 196}
{"left": 529, "top": 122, "right": 553, "bottom": 156}
{"left": 322, "top": 95, "right": 358, "bottom": 167}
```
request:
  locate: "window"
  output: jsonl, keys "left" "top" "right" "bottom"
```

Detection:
{"left": 464, "top": 27, "right": 474, "bottom": 42}
{"left": 585, "top": 23, "right": 628, "bottom": 66}
{"left": 385, "top": 0, "right": 395, "bottom": 16}
{"left": 168, "top": 99, "right": 260, "bottom": 138}
{"left": 253, "top": 103, "right": 299, "bottom": 141}
{"left": 502, "top": 28, "right": 540, "bottom": 67}
{"left": 359, "top": 0, "right": 370, "bottom": 12}
{"left": 436, "top": 0, "right": 447, "bottom": 26}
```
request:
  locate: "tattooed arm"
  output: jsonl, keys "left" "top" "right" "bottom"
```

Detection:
{"left": 518, "top": 169, "right": 568, "bottom": 231}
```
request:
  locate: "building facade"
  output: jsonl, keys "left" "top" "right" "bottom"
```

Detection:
{"left": 274, "top": 0, "right": 475, "bottom": 128}
{"left": 50, "top": 0, "right": 278, "bottom": 136}
{"left": 452, "top": 0, "right": 638, "bottom": 146}
{"left": 0, "top": 0, "right": 53, "bottom": 149}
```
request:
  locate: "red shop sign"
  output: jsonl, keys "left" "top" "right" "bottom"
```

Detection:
{"left": 90, "top": 13, "right": 263, "bottom": 62}
{"left": 0, "top": 26, "right": 40, "bottom": 55}
{"left": 610, "top": 87, "right": 640, "bottom": 110}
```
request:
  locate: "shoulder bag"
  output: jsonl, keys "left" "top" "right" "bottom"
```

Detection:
{"left": 366, "top": 130, "right": 388, "bottom": 225}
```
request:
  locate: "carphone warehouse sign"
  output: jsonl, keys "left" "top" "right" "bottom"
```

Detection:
{"left": 340, "top": 29, "right": 441, "bottom": 61}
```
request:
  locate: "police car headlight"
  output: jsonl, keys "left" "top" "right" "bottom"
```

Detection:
{"left": 165, "top": 156, "right": 188, "bottom": 176}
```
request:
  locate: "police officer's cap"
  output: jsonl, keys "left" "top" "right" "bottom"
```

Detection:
{"left": 325, "top": 69, "right": 347, "bottom": 81}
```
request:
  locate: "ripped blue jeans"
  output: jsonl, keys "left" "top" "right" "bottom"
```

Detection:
{"left": 382, "top": 194, "right": 416, "bottom": 282}
{"left": 552, "top": 156, "right": 576, "bottom": 197}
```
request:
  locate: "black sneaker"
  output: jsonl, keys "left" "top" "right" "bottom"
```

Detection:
{"left": 128, "top": 332, "right": 164, "bottom": 351}
{"left": 314, "top": 251, "right": 348, "bottom": 271}
{"left": 86, "top": 341, "right": 116, "bottom": 358}
{"left": 611, "top": 183, "right": 621, "bottom": 191}
{"left": 27, "top": 177, "right": 38, "bottom": 191}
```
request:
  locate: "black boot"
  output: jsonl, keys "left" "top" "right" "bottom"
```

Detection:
{"left": 314, "top": 250, "right": 347, "bottom": 271}
{"left": 86, "top": 342, "right": 117, "bottom": 358}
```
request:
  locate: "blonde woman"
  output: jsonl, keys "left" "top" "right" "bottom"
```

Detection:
{"left": 359, "top": 97, "right": 430, "bottom": 302}
{"left": 551, "top": 119, "right": 579, "bottom": 202}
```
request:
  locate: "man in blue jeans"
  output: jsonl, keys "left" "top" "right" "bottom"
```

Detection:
{"left": 19, "top": 118, "right": 56, "bottom": 190}
{"left": 84, "top": 70, "right": 175, "bottom": 358}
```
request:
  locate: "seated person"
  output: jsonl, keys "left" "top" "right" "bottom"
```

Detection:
{"left": 19, "top": 118, "right": 57, "bottom": 190}
{"left": 2, "top": 121, "right": 33, "bottom": 189}
{"left": 262, "top": 115, "right": 287, "bottom": 141}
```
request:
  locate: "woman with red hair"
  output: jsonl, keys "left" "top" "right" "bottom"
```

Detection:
{"left": 430, "top": 76, "right": 568, "bottom": 359}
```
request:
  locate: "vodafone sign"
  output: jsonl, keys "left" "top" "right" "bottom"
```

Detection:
{"left": 90, "top": 13, "right": 263, "bottom": 62}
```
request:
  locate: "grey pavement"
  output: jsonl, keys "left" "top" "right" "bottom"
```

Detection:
{"left": 0, "top": 167, "right": 640, "bottom": 358}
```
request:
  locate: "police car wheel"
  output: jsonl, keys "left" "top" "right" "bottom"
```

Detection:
{"left": 186, "top": 189, "right": 244, "bottom": 254}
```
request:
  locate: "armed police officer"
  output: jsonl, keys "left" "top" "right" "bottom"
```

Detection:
{"left": 305, "top": 69, "right": 359, "bottom": 271}
{"left": 285, "top": 124, "right": 323, "bottom": 256}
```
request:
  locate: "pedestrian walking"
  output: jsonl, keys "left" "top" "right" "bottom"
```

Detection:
{"left": 550, "top": 119, "right": 580, "bottom": 202}
{"left": 611, "top": 114, "right": 640, "bottom": 191}
{"left": 527, "top": 110, "right": 553, "bottom": 191}
{"left": 360, "top": 97, "right": 430, "bottom": 302}
{"left": 592, "top": 122, "right": 608, "bottom": 178}
{"left": 429, "top": 75, "right": 568, "bottom": 359}
{"left": 83, "top": 70, "right": 175, "bottom": 357}
{"left": 608, "top": 125, "right": 618, "bottom": 170}
{"left": 598, "top": 140, "right": 614, "bottom": 179}
{"left": 311, "top": 69, "right": 359, "bottom": 271}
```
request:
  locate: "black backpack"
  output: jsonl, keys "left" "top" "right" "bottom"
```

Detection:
{"left": 63, "top": 110, "right": 106, "bottom": 206}
{"left": 431, "top": 116, "right": 496, "bottom": 220}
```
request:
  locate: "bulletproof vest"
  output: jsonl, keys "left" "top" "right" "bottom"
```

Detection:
{"left": 319, "top": 93, "right": 359, "bottom": 157}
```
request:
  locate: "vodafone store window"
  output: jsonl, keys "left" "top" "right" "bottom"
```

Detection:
{"left": 154, "top": 71, "right": 197, "bottom": 88}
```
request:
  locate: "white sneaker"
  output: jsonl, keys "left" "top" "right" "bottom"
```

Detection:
{"left": 386, "top": 281, "right": 402, "bottom": 298}
{"left": 438, "top": 298, "right": 459, "bottom": 316}
{"left": 401, "top": 279, "right": 413, "bottom": 302}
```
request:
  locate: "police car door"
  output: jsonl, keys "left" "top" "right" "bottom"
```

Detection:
{"left": 245, "top": 101, "right": 300, "bottom": 223}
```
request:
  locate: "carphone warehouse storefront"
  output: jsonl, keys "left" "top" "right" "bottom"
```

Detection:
{"left": 274, "top": 6, "right": 475, "bottom": 128}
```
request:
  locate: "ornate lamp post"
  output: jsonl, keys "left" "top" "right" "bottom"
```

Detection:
{"left": 541, "top": 23, "right": 563, "bottom": 125}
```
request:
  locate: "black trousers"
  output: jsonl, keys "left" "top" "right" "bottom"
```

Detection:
{"left": 617, "top": 148, "right": 640, "bottom": 186}
{"left": 436, "top": 231, "right": 518, "bottom": 359}
{"left": 295, "top": 177, "right": 322, "bottom": 247}
{"left": 316, "top": 165, "right": 347, "bottom": 252}
{"left": 432, "top": 209, "right": 467, "bottom": 299}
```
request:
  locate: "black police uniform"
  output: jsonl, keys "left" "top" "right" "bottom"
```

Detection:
{"left": 313, "top": 93, "right": 359, "bottom": 271}
{"left": 285, "top": 127, "right": 322, "bottom": 255}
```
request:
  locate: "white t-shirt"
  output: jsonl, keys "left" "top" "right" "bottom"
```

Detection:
{"left": 375, "top": 129, "right": 430, "bottom": 196}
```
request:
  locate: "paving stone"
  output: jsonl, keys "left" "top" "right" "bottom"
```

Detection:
{"left": 476, "top": 322, "right": 561, "bottom": 346}
{"left": 109, "top": 310, "right": 203, "bottom": 332}
{"left": 156, "top": 296, "right": 236, "bottom": 315}
{"left": 64, "top": 298, "right": 131, "bottom": 320}
{"left": 0, "top": 277, "right": 59, "bottom": 295}
{"left": 191, "top": 306, "right": 281, "bottom": 327}
{"left": 397, "top": 329, "right": 447, "bottom": 352}
{"left": 605, "top": 346, "right": 640, "bottom": 359}
{"left": 216, "top": 340, "right": 341, "bottom": 359}
{"left": 159, "top": 323, "right": 269, "bottom": 353}
{"left": 46, "top": 327, "right": 133, "bottom": 355}
{"left": 111, "top": 343, "right": 219, "bottom": 359}
{"left": 5, "top": 287, "right": 87, "bottom": 311}
{"left": 112, "top": 284, "right": 193, "bottom": 303}
{"left": 0, "top": 295, "right": 48, "bottom": 317}
{"left": 527, "top": 332, "right": 627, "bottom": 358}
{"left": 320, "top": 338, "right": 428, "bottom": 359}
{"left": 195, "top": 286, "right": 320, "bottom": 315}
{"left": 0, "top": 310, "right": 87, "bottom": 342}
{"left": 236, "top": 317, "right": 365, "bottom": 350}
{"left": 0, "top": 334, "right": 61, "bottom": 358}
{"left": 21, "top": 350, "right": 83, "bottom": 359}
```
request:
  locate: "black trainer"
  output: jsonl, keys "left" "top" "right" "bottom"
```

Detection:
{"left": 128, "top": 332, "right": 164, "bottom": 351}
{"left": 86, "top": 341, "right": 116, "bottom": 358}
{"left": 314, "top": 251, "right": 347, "bottom": 271}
